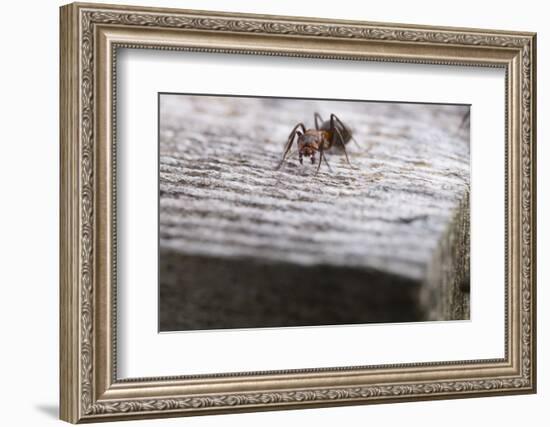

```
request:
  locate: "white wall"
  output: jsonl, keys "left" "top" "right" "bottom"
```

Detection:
{"left": 0, "top": 0, "right": 545, "bottom": 425}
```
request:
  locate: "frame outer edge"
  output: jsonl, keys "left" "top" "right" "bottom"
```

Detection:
{"left": 60, "top": 2, "right": 537, "bottom": 422}
{"left": 60, "top": 3, "right": 81, "bottom": 424}
{"left": 69, "top": 1, "right": 536, "bottom": 37}
{"left": 529, "top": 33, "right": 537, "bottom": 393}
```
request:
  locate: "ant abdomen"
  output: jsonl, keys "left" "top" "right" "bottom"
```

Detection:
{"left": 320, "top": 119, "right": 353, "bottom": 148}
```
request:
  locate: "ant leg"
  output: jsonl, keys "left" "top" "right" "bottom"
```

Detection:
{"left": 314, "top": 113, "right": 324, "bottom": 130}
{"left": 315, "top": 143, "right": 326, "bottom": 175}
{"left": 322, "top": 154, "right": 332, "bottom": 172}
{"left": 330, "top": 115, "right": 353, "bottom": 167}
{"left": 275, "top": 123, "right": 305, "bottom": 170}
{"left": 330, "top": 113, "right": 359, "bottom": 148}
{"left": 311, "top": 153, "right": 331, "bottom": 171}
{"left": 276, "top": 130, "right": 301, "bottom": 170}
{"left": 334, "top": 126, "right": 353, "bottom": 167}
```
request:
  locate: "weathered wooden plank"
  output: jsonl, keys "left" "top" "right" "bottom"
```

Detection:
{"left": 158, "top": 95, "right": 470, "bottom": 330}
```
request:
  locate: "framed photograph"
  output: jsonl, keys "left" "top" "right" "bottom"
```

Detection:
{"left": 60, "top": 2, "right": 537, "bottom": 423}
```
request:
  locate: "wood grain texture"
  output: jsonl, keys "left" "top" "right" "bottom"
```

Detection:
{"left": 158, "top": 94, "right": 470, "bottom": 330}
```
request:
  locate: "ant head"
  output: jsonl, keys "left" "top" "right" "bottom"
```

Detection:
{"left": 297, "top": 132, "right": 319, "bottom": 157}
{"left": 299, "top": 145, "right": 315, "bottom": 158}
{"left": 298, "top": 142, "right": 315, "bottom": 158}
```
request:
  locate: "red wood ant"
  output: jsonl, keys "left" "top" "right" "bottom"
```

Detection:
{"left": 275, "top": 113, "right": 355, "bottom": 173}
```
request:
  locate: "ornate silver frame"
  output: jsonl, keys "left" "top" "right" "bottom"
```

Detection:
{"left": 60, "top": 2, "right": 536, "bottom": 423}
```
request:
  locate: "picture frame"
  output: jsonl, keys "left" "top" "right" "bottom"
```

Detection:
{"left": 59, "top": 2, "right": 537, "bottom": 423}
